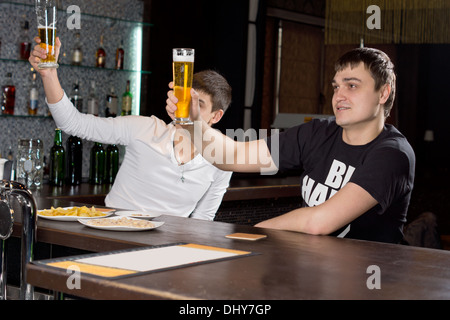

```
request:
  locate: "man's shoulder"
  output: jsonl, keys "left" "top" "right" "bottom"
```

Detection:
{"left": 303, "top": 116, "right": 340, "bottom": 138}
{"left": 379, "top": 125, "right": 414, "bottom": 152}
{"left": 371, "top": 124, "right": 416, "bottom": 164}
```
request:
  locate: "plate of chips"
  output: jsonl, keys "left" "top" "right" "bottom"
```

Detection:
{"left": 37, "top": 206, "right": 115, "bottom": 221}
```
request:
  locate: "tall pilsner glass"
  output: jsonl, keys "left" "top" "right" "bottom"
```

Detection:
{"left": 172, "top": 48, "right": 194, "bottom": 125}
{"left": 35, "top": 0, "right": 58, "bottom": 69}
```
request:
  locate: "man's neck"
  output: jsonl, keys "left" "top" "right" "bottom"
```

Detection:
{"left": 174, "top": 128, "right": 197, "bottom": 164}
{"left": 341, "top": 118, "right": 385, "bottom": 145}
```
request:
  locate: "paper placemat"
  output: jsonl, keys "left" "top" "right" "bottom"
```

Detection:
{"left": 33, "top": 243, "right": 256, "bottom": 279}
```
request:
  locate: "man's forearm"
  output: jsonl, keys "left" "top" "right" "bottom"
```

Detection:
{"left": 192, "top": 119, "right": 237, "bottom": 170}
{"left": 41, "top": 70, "right": 64, "bottom": 104}
{"left": 189, "top": 120, "right": 277, "bottom": 173}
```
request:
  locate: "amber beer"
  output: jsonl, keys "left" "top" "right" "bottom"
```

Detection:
{"left": 172, "top": 48, "right": 194, "bottom": 125}
{"left": 35, "top": 0, "right": 58, "bottom": 68}
{"left": 38, "top": 26, "right": 58, "bottom": 68}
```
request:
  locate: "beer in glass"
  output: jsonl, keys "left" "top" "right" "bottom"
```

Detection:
{"left": 172, "top": 48, "right": 194, "bottom": 125}
{"left": 35, "top": 0, "right": 58, "bottom": 69}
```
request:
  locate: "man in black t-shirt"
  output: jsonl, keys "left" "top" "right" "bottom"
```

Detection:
{"left": 166, "top": 48, "right": 415, "bottom": 244}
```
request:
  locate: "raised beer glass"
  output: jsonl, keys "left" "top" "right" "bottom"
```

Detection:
{"left": 172, "top": 48, "right": 194, "bottom": 125}
{"left": 35, "top": 0, "right": 58, "bottom": 69}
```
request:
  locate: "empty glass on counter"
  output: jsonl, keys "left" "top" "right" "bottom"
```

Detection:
{"left": 16, "top": 139, "right": 44, "bottom": 189}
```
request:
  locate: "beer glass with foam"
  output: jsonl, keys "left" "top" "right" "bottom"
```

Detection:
{"left": 172, "top": 48, "right": 194, "bottom": 125}
{"left": 35, "top": 0, "right": 58, "bottom": 68}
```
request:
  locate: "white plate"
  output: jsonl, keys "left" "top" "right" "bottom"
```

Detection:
{"left": 78, "top": 216, "right": 165, "bottom": 231}
{"left": 37, "top": 207, "right": 115, "bottom": 221}
{"left": 114, "top": 210, "right": 162, "bottom": 220}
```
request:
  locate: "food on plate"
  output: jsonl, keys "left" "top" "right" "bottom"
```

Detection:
{"left": 86, "top": 217, "right": 154, "bottom": 228}
{"left": 38, "top": 206, "right": 108, "bottom": 217}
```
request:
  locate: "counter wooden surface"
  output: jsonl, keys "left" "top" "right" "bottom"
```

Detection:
{"left": 25, "top": 212, "right": 450, "bottom": 300}
{"left": 12, "top": 194, "right": 450, "bottom": 300}
{"left": 12, "top": 177, "right": 450, "bottom": 300}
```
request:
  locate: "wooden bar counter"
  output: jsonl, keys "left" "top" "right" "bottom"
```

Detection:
{"left": 8, "top": 179, "right": 450, "bottom": 300}
{"left": 25, "top": 213, "right": 450, "bottom": 300}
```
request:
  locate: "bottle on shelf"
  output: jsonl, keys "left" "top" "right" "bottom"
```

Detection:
{"left": 95, "top": 35, "right": 106, "bottom": 68}
{"left": 105, "top": 144, "right": 119, "bottom": 184}
{"left": 105, "top": 87, "right": 118, "bottom": 118}
{"left": 121, "top": 80, "right": 132, "bottom": 116}
{"left": 87, "top": 81, "right": 99, "bottom": 116}
{"left": 71, "top": 32, "right": 83, "bottom": 66}
{"left": 19, "top": 20, "right": 31, "bottom": 60}
{"left": 49, "top": 128, "right": 66, "bottom": 186}
{"left": 1, "top": 73, "right": 16, "bottom": 115}
{"left": 115, "top": 39, "right": 125, "bottom": 70}
{"left": 69, "top": 81, "right": 83, "bottom": 112}
{"left": 89, "top": 142, "right": 105, "bottom": 184}
{"left": 66, "top": 135, "right": 83, "bottom": 185}
{"left": 6, "top": 145, "right": 13, "bottom": 161}
{"left": 28, "top": 72, "right": 39, "bottom": 115}
{"left": 5, "top": 136, "right": 14, "bottom": 181}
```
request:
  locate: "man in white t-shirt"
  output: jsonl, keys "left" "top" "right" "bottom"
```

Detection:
{"left": 29, "top": 37, "right": 233, "bottom": 220}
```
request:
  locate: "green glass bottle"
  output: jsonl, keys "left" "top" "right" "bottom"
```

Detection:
{"left": 89, "top": 142, "right": 105, "bottom": 184}
{"left": 49, "top": 128, "right": 65, "bottom": 186}
{"left": 121, "top": 80, "right": 132, "bottom": 116}
{"left": 105, "top": 144, "right": 119, "bottom": 184}
{"left": 66, "top": 135, "right": 82, "bottom": 185}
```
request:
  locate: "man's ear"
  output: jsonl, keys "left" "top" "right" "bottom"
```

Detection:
{"left": 379, "top": 84, "right": 391, "bottom": 104}
{"left": 209, "top": 109, "right": 224, "bottom": 125}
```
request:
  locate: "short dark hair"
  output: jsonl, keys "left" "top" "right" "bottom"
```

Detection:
{"left": 335, "top": 48, "right": 396, "bottom": 118}
{"left": 193, "top": 70, "right": 232, "bottom": 113}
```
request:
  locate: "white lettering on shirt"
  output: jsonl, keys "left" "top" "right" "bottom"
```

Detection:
{"left": 303, "top": 159, "right": 356, "bottom": 207}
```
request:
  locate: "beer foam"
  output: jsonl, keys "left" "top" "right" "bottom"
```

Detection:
{"left": 173, "top": 49, "right": 195, "bottom": 62}
{"left": 38, "top": 25, "right": 56, "bottom": 29}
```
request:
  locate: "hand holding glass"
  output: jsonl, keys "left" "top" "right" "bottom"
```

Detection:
{"left": 35, "top": 0, "right": 58, "bottom": 69}
{"left": 172, "top": 48, "right": 194, "bottom": 125}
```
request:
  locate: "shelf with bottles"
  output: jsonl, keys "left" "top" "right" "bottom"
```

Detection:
{"left": 0, "top": 0, "right": 151, "bottom": 73}
{"left": 1, "top": 0, "right": 147, "bottom": 117}
{"left": 0, "top": 57, "right": 152, "bottom": 75}
{"left": 1, "top": 68, "right": 140, "bottom": 118}
{"left": 69, "top": 77, "right": 135, "bottom": 118}
{"left": 0, "top": 1, "right": 153, "bottom": 28}
{"left": 0, "top": 114, "right": 51, "bottom": 119}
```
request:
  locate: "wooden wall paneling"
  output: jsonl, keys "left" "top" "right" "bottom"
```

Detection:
{"left": 278, "top": 22, "right": 323, "bottom": 114}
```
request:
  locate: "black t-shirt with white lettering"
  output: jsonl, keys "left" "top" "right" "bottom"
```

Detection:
{"left": 265, "top": 117, "right": 415, "bottom": 243}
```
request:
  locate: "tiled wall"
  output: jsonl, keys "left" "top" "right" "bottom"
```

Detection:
{"left": 0, "top": 0, "right": 144, "bottom": 179}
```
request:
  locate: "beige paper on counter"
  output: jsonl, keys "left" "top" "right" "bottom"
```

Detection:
{"left": 45, "top": 244, "right": 253, "bottom": 278}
